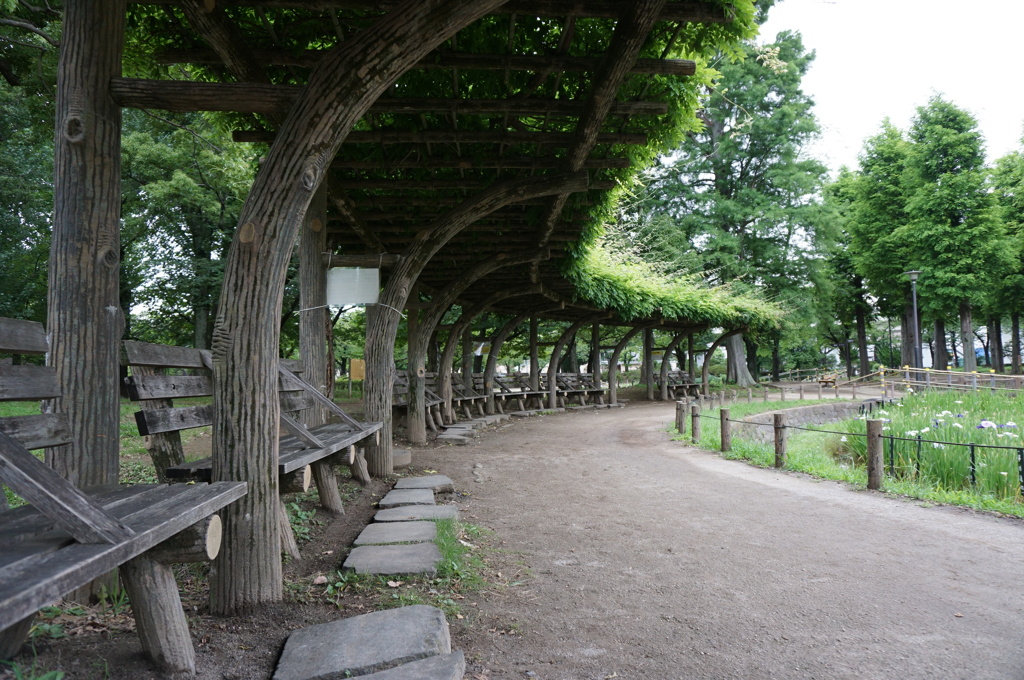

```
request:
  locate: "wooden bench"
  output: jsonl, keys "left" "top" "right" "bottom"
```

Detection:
{"left": 0, "top": 317, "right": 246, "bottom": 676}
{"left": 818, "top": 374, "right": 837, "bottom": 388}
{"left": 393, "top": 370, "right": 444, "bottom": 432}
{"left": 121, "top": 341, "right": 382, "bottom": 556}
{"left": 425, "top": 372, "right": 486, "bottom": 421}
{"left": 471, "top": 373, "right": 527, "bottom": 413}
{"left": 654, "top": 370, "right": 699, "bottom": 399}
{"left": 555, "top": 372, "right": 606, "bottom": 406}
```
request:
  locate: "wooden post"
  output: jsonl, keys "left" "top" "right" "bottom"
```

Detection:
{"left": 780, "top": 387, "right": 786, "bottom": 402}
{"left": 851, "top": 383, "right": 857, "bottom": 399}
{"left": 747, "top": 388, "right": 752, "bottom": 403}
{"left": 720, "top": 408, "right": 731, "bottom": 452}
{"left": 799, "top": 383, "right": 804, "bottom": 400}
{"left": 120, "top": 555, "right": 196, "bottom": 676}
{"left": 643, "top": 328, "right": 655, "bottom": 401}
{"left": 461, "top": 325, "right": 474, "bottom": 390}
{"left": 773, "top": 413, "right": 786, "bottom": 468}
{"left": 675, "top": 401, "right": 685, "bottom": 434}
{"left": 608, "top": 326, "right": 644, "bottom": 405}
{"left": 763, "top": 388, "right": 769, "bottom": 403}
{"left": 817, "top": 382, "right": 823, "bottom": 399}
{"left": 866, "top": 419, "right": 884, "bottom": 490}
{"left": 529, "top": 316, "right": 540, "bottom": 391}
{"left": 590, "top": 323, "right": 602, "bottom": 388}
{"left": 659, "top": 333, "right": 685, "bottom": 402}
{"left": 300, "top": 187, "right": 344, "bottom": 514}
{"left": 687, "top": 334, "right": 696, "bottom": 382}
{"left": 691, "top": 404, "right": 700, "bottom": 445}
{"left": 406, "top": 299, "right": 429, "bottom": 444}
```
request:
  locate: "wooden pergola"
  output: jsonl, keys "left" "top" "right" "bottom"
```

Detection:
{"left": 47, "top": 0, "right": 753, "bottom": 615}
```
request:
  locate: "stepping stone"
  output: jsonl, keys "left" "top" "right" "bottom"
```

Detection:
{"left": 354, "top": 521, "right": 437, "bottom": 545}
{"left": 445, "top": 425, "right": 477, "bottom": 436}
{"left": 360, "top": 651, "right": 465, "bottom": 680}
{"left": 510, "top": 411, "right": 535, "bottom": 418}
{"left": 344, "top": 543, "right": 442, "bottom": 575}
{"left": 273, "top": 605, "right": 451, "bottom": 680}
{"left": 393, "top": 448, "right": 412, "bottom": 468}
{"left": 436, "top": 434, "right": 470, "bottom": 445}
{"left": 375, "top": 505, "right": 459, "bottom": 522}
{"left": 395, "top": 475, "right": 454, "bottom": 493}
{"left": 378, "top": 488, "right": 435, "bottom": 508}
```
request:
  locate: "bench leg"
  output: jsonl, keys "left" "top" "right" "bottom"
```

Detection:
{"left": 424, "top": 407, "right": 439, "bottom": 432}
{"left": 476, "top": 400, "right": 486, "bottom": 417}
{"left": 311, "top": 462, "right": 345, "bottom": 515}
{"left": 495, "top": 398, "right": 504, "bottom": 414}
{"left": 0, "top": 613, "right": 34, "bottom": 660}
{"left": 120, "top": 555, "right": 196, "bottom": 678}
{"left": 278, "top": 498, "right": 301, "bottom": 560}
{"left": 461, "top": 404, "right": 472, "bottom": 420}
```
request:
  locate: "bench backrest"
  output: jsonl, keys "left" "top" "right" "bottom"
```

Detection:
{"left": 122, "top": 341, "right": 310, "bottom": 436}
{"left": 0, "top": 317, "right": 73, "bottom": 451}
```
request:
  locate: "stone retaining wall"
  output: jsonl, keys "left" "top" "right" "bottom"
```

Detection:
{"left": 732, "top": 401, "right": 865, "bottom": 444}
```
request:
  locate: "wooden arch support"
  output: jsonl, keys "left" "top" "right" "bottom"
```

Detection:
{"left": 547, "top": 314, "right": 608, "bottom": 409}
{"left": 608, "top": 325, "right": 648, "bottom": 405}
{"left": 205, "top": 0, "right": 508, "bottom": 615}
{"left": 659, "top": 333, "right": 688, "bottom": 401}
{"left": 364, "top": 171, "right": 588, "bottom": 475}
{"left": 701, "top": 329, "right": 744, "bottom": 396}
{"left": 435, "top": 287, "right": 541, "bottom": 424}
{"left": 406, "top": 253, "right": 545, "bottom": 440}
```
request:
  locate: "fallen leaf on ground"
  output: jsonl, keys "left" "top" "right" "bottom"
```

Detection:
{"left": 387, "top": 580, "right": 404, "bottom": 588}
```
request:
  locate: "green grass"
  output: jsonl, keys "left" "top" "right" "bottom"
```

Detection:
{"left": 672, "top": 393, "right": 1024, "bottom": 518}
{"left": 304, "top": 519, "right": 492, "bottom": 618}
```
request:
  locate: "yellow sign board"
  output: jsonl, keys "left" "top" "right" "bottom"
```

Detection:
{"left": 350, "top": 358, "right": 366, "bottom": 381}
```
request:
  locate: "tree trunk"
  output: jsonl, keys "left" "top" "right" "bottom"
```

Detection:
{"left": 590, "top": 323, "right": 602, "bottom": 386}
{"left": 949, "top": 328, "right": 960, "bottom": 369}
{"left": 725, "top": 333, "right": 757, "bottom": 387}
{"left": 702, "top": 330, "right": 741, "bottom": 395}
{"left": 461, "top": 325, "right": 473, "bottom": 388}
{"left": 992, "top": 316, "right": 1004, "bottom": 373}
{"left": 687, "top": 334, "right": 696, "bottom": 381}
{"left": 209, "top": 0, "right": 508, "bottom": 615}
{"left": 1012, "top": 312, "right": 1021, "bottom": 375}
{"left": 744, "top": 335, "right": 759, "bottom": 378}
{"left": 844, "top": 343, "right": 854, "bottom": 379}
{"left": 933, "top": 318, "right": 948, "bottom": 370}
{"left": 855, "top": 304, "right": 870, "bottom": 376}
{"left": 548, "top": 318, "right": 601, "bottom": 409}
{"left": 960, "top": 299, "right": 976, "bottom": 372}
{"left": 771, "top": 334, "right": 781, "bottom": 381}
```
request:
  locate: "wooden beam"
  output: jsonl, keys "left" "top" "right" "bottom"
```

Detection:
{"left": 233, "top": 129, "right": 647, "bottom": 146}
{"left": 538, "top": 0, "right": 668, "bottom": 247}
{"left": 331, "top": 155, "right": 631, "bottom": 171}
{"left": 139, "top": 2, "right": 729, "bottom": 24}
{"left": 324, "top": 253, "right": 402, "bottom": 268}
{"left": 325, "top": 180, "right": 386, "bottom": 253}
{"left": 328, "top": 178, "right": 616, "bottom": 190}
{"left": 110, "top": 79, "right": 669, "bottom": 118}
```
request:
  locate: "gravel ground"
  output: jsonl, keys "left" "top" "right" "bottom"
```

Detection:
{"left": 416, "top": 400, "right": 1024, "bottom": 680}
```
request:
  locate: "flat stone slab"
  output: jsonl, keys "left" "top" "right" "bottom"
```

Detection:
{"left": 360, "top": 651, "right": 465, "bottom": 680}
{"left": 273, "top": 605, "right": 451, "bottom": 680}
{"left": 375, "top": 505, "right": 459, "bottom": 522}
{"left": 354, "top": 521, "right": 437, "bottom": 545}
{"left": 344, "top": 543, "right": 442, "bottom": 575}
{"left": 443, "top": 426, "right": 477, "bottom": 437}
{"left": 393, "top": 448, "right": 412, "bottom": 468}
{"left": 436, "top": 434, "right": 470, "bottom": 445}
{"left": 378, "top": 488, "right": 436, "bottom": 508}
{"left": 395, "top": 475, "right": 454, "bottom": 493}
{"left": 510, "top": 411, "right": 535, "bottom": 418}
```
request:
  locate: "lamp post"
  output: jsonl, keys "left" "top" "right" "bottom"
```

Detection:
{"left": 905, "top": 270, "right": 923, "bottom": 369}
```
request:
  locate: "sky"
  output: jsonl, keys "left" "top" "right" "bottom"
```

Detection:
{"left": 759, "top": 0, "right": 1024, "bottom": 175}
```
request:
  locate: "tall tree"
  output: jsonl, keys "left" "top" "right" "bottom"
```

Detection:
{"left": 903, "top": 97, "right": 1012, "bottom": 372}
{"left": 991, "top": 144, "right": 1024, "bottom": 373}
{"left": 631, "top": 31, "right": 827, "bottom": 385}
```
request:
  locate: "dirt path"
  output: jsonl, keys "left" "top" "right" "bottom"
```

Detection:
{"left": 416, "top": 401, "right": 1024, "bottom": 680}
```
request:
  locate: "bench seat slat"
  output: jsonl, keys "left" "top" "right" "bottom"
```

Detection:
{"left": 125, "top": 374, "right": 213, "bottom": 401}
{"left": 0, "top": 414, "right": 72, "bottom": 450}
{"left": 0, "top": 481, "right": 246, "bottom": 631}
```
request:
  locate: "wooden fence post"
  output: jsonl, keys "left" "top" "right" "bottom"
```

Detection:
{"left": 799, "top": 383, "right": 804, "bottom": 400}
{"left": 817, "top": 383, "right": 822, "bottom": 399}
{"left": 747, "top": 388, "right": 753, "bottom": 403}
{"left": 866, "top": 419, "right": 883, "bottom": 490}
{"left": 851, "top": 383, "right": 857, "bottom": 399}
{"left": 691, "top": 404, "right": 700, "bottom": 445}
{"left": 773, "top": 413, "right": 786, "bottom": 468}
{"left": 780, "top": 388, "right": 786, "bottom": 402}
{"left": 763, "top": 388, "right": 769, "bottom": 403}
{"left": 720, "top": 408, "right": 731, "bottom": 452}
{"left": 675, "top": 400, "right": 686, "bottom": 434}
